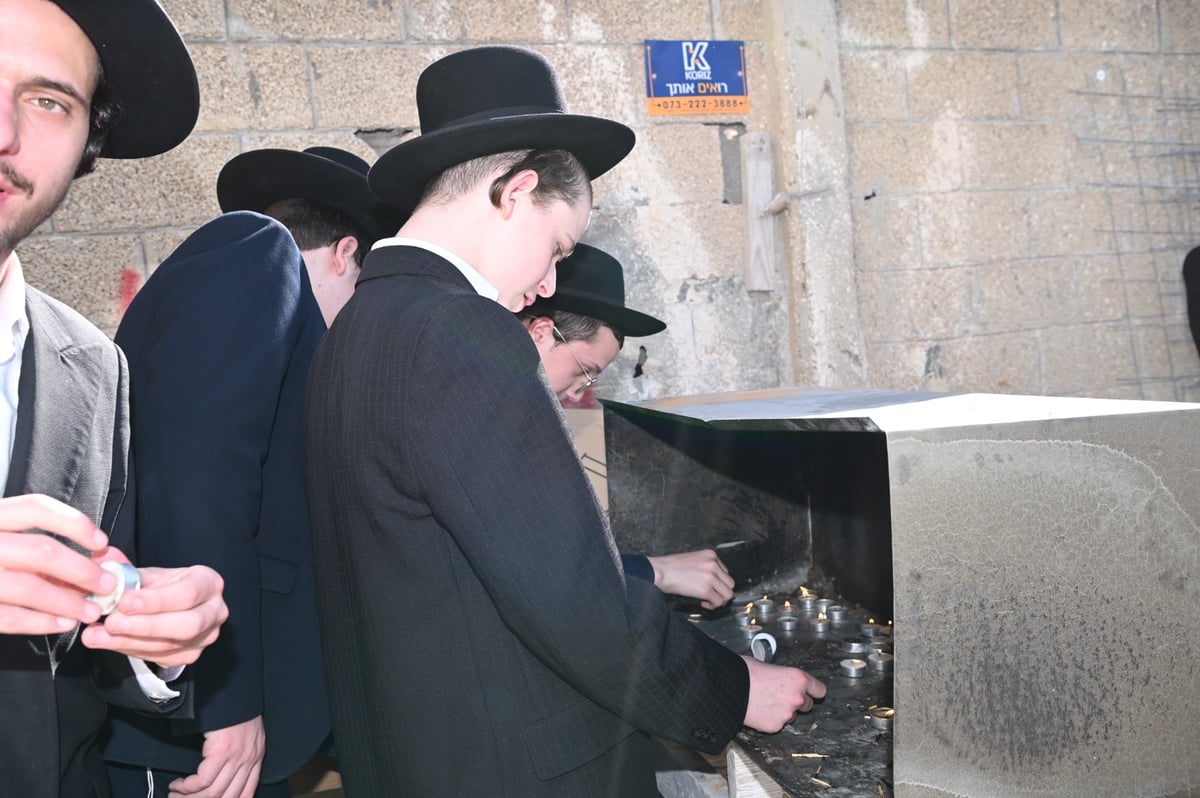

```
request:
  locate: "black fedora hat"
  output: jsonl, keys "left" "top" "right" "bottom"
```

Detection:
{"left": 217, "top": 147, "right": 406, "bottom": 242}
{"left": 51, "top": 0, "right": 199, "bottom": 158}
{"left": 528, "top": 244, "right": 665, "bottom": 337}
{"left": 368, "top": 46, "right": 635, "bottom": 212}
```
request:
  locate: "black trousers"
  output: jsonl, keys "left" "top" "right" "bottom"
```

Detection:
{"left": 106, "top": 763, "right": 291, "bottom": 798}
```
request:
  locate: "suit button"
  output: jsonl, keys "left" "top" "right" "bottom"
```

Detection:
{"left": 692, "top": 728, "right": 710, "bottom": 740}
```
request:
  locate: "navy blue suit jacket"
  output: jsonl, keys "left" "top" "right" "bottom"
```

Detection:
{"left": 102, "top": 212, "right": 329, "bottom": 783}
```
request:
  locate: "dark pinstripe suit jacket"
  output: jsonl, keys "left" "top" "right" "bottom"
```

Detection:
{"left": 0, "top": 287, "right": 186, "bottom": 798}
{"left": 304, "top": 245, "right": 750, "bottom": 798}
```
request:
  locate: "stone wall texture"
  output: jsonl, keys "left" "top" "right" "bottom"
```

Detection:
{"left": 29, "top": 0, "right": 1200, "bottom": 404}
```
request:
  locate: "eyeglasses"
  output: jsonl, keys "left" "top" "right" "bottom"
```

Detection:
{"left": 552, "top": 325, "right": 600, "bottom": 389}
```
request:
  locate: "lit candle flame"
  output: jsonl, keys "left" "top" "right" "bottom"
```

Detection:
{"left": 783, "top": 600, "right": 793, "bottom": 610}
{"left": 869, "top": 618, "right": 875, "bottom": 624}
{"left": 818, "top": 612, "right": 827, "bottom": 620}
{"left": 744, "top": 602, "right": 754, "bottom": 612}
{"left": 800, "top": 586, "right": 810, "bottom": 596}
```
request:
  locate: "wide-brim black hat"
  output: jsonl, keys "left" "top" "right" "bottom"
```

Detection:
{"left": 217, "top": 147, "right": 406, "bottom": 242}
{"left": 52, "top": 0, "right": 199, "bottom": 159}
{"left": 528, "top": 244, "right": 665, "bottom": 337}
{"left": 369, "top": 46, "right": 635, "bottom": 213}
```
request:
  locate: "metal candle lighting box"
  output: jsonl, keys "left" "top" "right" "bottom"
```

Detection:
{"left": 596, "top": 387, "right": 1200, "bottom": 798}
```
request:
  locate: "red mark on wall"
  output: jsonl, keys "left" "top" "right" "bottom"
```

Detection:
{"left": 118, "top": 269, "right": 142, "bottom": 318}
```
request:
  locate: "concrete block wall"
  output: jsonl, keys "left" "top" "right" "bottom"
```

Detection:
{"left": 839, "top": 0, "right": 1200, "bottom": 400}
{"left": 22, "top": 0, "right": 1200, "bottom": 404}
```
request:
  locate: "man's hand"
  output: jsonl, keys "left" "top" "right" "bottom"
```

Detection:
{"left": 648, "top": 549, "right": 735, "bottom": 609}
{"left": 167, "top": 716, "right": 265, "bottom": 798}
{"left": 80, "top": 565, "right": 227, "bottom": 667}
{"left": 0, "top": 494, "right": 115, "bottom": 634}
{"left": 741, "top": 656, "right": 827, "bottom": 733}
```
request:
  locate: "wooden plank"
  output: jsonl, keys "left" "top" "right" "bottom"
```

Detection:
{"left": 740, "top": 132, "right": 777, "bottom": 292}
{"left": 727, "top": 744, "right": 788, "bottom": 798}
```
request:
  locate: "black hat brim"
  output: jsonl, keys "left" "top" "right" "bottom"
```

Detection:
{"left": 52, "top": 0, "right": 199, "bottom": 159}
{"left": 217, "top": 150, "right": 405, "bottom": 242}
{"left": 368, "top": 113, "right": 635, "bottom": 214}
{"left": 540, "top": 292, "right": 666, "bottom": 338}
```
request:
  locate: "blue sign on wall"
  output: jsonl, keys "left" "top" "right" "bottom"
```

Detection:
{"left": 644, "top": 39, "right": 749, "bottom": 116}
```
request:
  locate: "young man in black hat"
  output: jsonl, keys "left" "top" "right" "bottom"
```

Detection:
{"left": 304, "top": 45, "right": 825, "bottom": 797}
{"left": 0, "top": 1, "right": 229, "bottom": 796}
{"left": 103, "top": 147, "right": 402, "bottom": 798}
{"left": 518, "top": 243, "right": 737, "bottom": 611}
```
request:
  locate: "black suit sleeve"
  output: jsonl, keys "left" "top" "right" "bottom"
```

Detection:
{"left": 400, "top": 295, "right": 748, "bottom": 752}
{"left": 115, "top": 212, "right": 308, "bottom": 735}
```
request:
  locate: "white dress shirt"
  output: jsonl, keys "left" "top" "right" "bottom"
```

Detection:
{"left": 372, "top": 236, "right": 501, "bottom": 302}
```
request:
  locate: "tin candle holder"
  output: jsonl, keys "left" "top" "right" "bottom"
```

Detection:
{"left": 777, "top": 615, "right": 800, "bottom": 632}
{"left": 809, "top": 614, "right": 830, "bottom": 634}
{"left": 842, "top": 638, "right": 869, "bottom": 654}
{"left": 735, "top": 610, "right": 756, "bottom": 627}
{"left": 740, "top": 620, "right": 765, "bottom": 636}
{"left": 826, "top": 605, "right": 848, "bottom": 623}
{"left": 861, "top": 622, "right": 884, "bottom": 637}
{"left": 752, "top": 595, "right": 777, "bottom": 621}
{"left": 839, "top": 658, "right": 866, "bottom": 678}
{"left": 795, "top": 592, "right": 819, "bottom": 611}
{"left": 868, "top": 706, "right": 894, "bottom": 731}
{"left": 87, "top": 561, "right": 141, "bottom": 616}
{"left": 867, "top": 652, "right": 894, "bottom": 672}
{"left": 815, "top": 598, "right": 834, "bottom": 615}
{"left": 777, "top": 600, "right": 799, "bottom": 618}
{"left": 866, "top": 638, "right": 892, "bottom": 654}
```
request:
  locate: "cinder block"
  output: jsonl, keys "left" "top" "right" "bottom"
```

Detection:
{"left": 629, "top": 202, "right": 743, "bottom": 283}
{"left": 857, "top": 266, "right": 975, "bottom": 340}
{"left": 942, "top": 331, "right": 1044, "bottom": 393}
{"left": 191, "top": 44, "right": 312, "bottom": 133}
{"left": 1161, "top": 0, "right": 1200, "bottom": 53}
{"left": 225, "top": 0, "right": 404, "bottom": 41}
{"left": 1027, "top": 189, "right": 1118, "bottom": 258}
{"left": 569, "top": 0, "right": 712, "bottom": 44}
{"left": 310, "top": 46, "right": 427, "bottom": 131}
{"left": 1016, "top": 53, "right": 1153, "bottom": 122}
{"left": 918, "top": 191, "right": 1030, "bottom": 266}
{"left": 960, "top": 122, "right": 1070, "bottom": 189}
{"left": 1060, "top": 255, "right": 1133, "bottom": 323}
{"left": 605, "top": 124, "right": 724, "bottom": 206}
{"left": 949, "top": 0, "right": 1057, "bottom": 50}
{"left": 1059, "top": 0, "right": 1159, "bottom": 52}
{"left": 409, "top": 0, "right": 567, "bottom": 42}
{"left": 841, "top": 51, "right": 907, "bottom": 120}
{"left": 852, "top": 195, "right": 922, "bottom": 272}
{"left": 715, "top": 0, "right": 763, "bottom": 40}
{"left": 836, "top": 0, "right": 950, "bottom": 48}
{"left": 51, "top": 136, "right": 237, "bottom": 232}
{"left": 970, "top": 259, "right": 1059, "bottom": 333}
{"left": 19, "top": 234, "right": 144, "bottom": 336}
{"left": 1042, "top": 322, "right": 1138, "bottom": 395}
{"left": 143, "top": 229, "right": 199, "bottom": 273}
{"left": 161, "top": 0, "right": 226, "bottom": 41}
{"left": 864, "top": 332, "right": 1042, "bottom": 394}
{"left": 907, "top": 52, "right": 1020, "bottom": 120}
{"left": 545, "top": 44, "right": 643, "bottom": 123}
{"left": 240, "top": 132, "right": 380, "bottom": 165}
{"left": 848, "top": 121, "right": 964, "bottom": 194}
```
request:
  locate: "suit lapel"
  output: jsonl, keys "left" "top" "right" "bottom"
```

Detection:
{"left": 6, "top": 291, "right": 102, "bottom": 517}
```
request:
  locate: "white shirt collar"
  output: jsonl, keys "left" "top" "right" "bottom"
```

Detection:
{"left": 0, "top": 254, "right": 30, "bottom": 363}
{"left": 372, "top": 236, "right": 500, "bottom": 303}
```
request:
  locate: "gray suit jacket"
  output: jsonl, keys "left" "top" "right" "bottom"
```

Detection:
{"left": 0, "top": 287, "right": 186, "bottom": 798}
